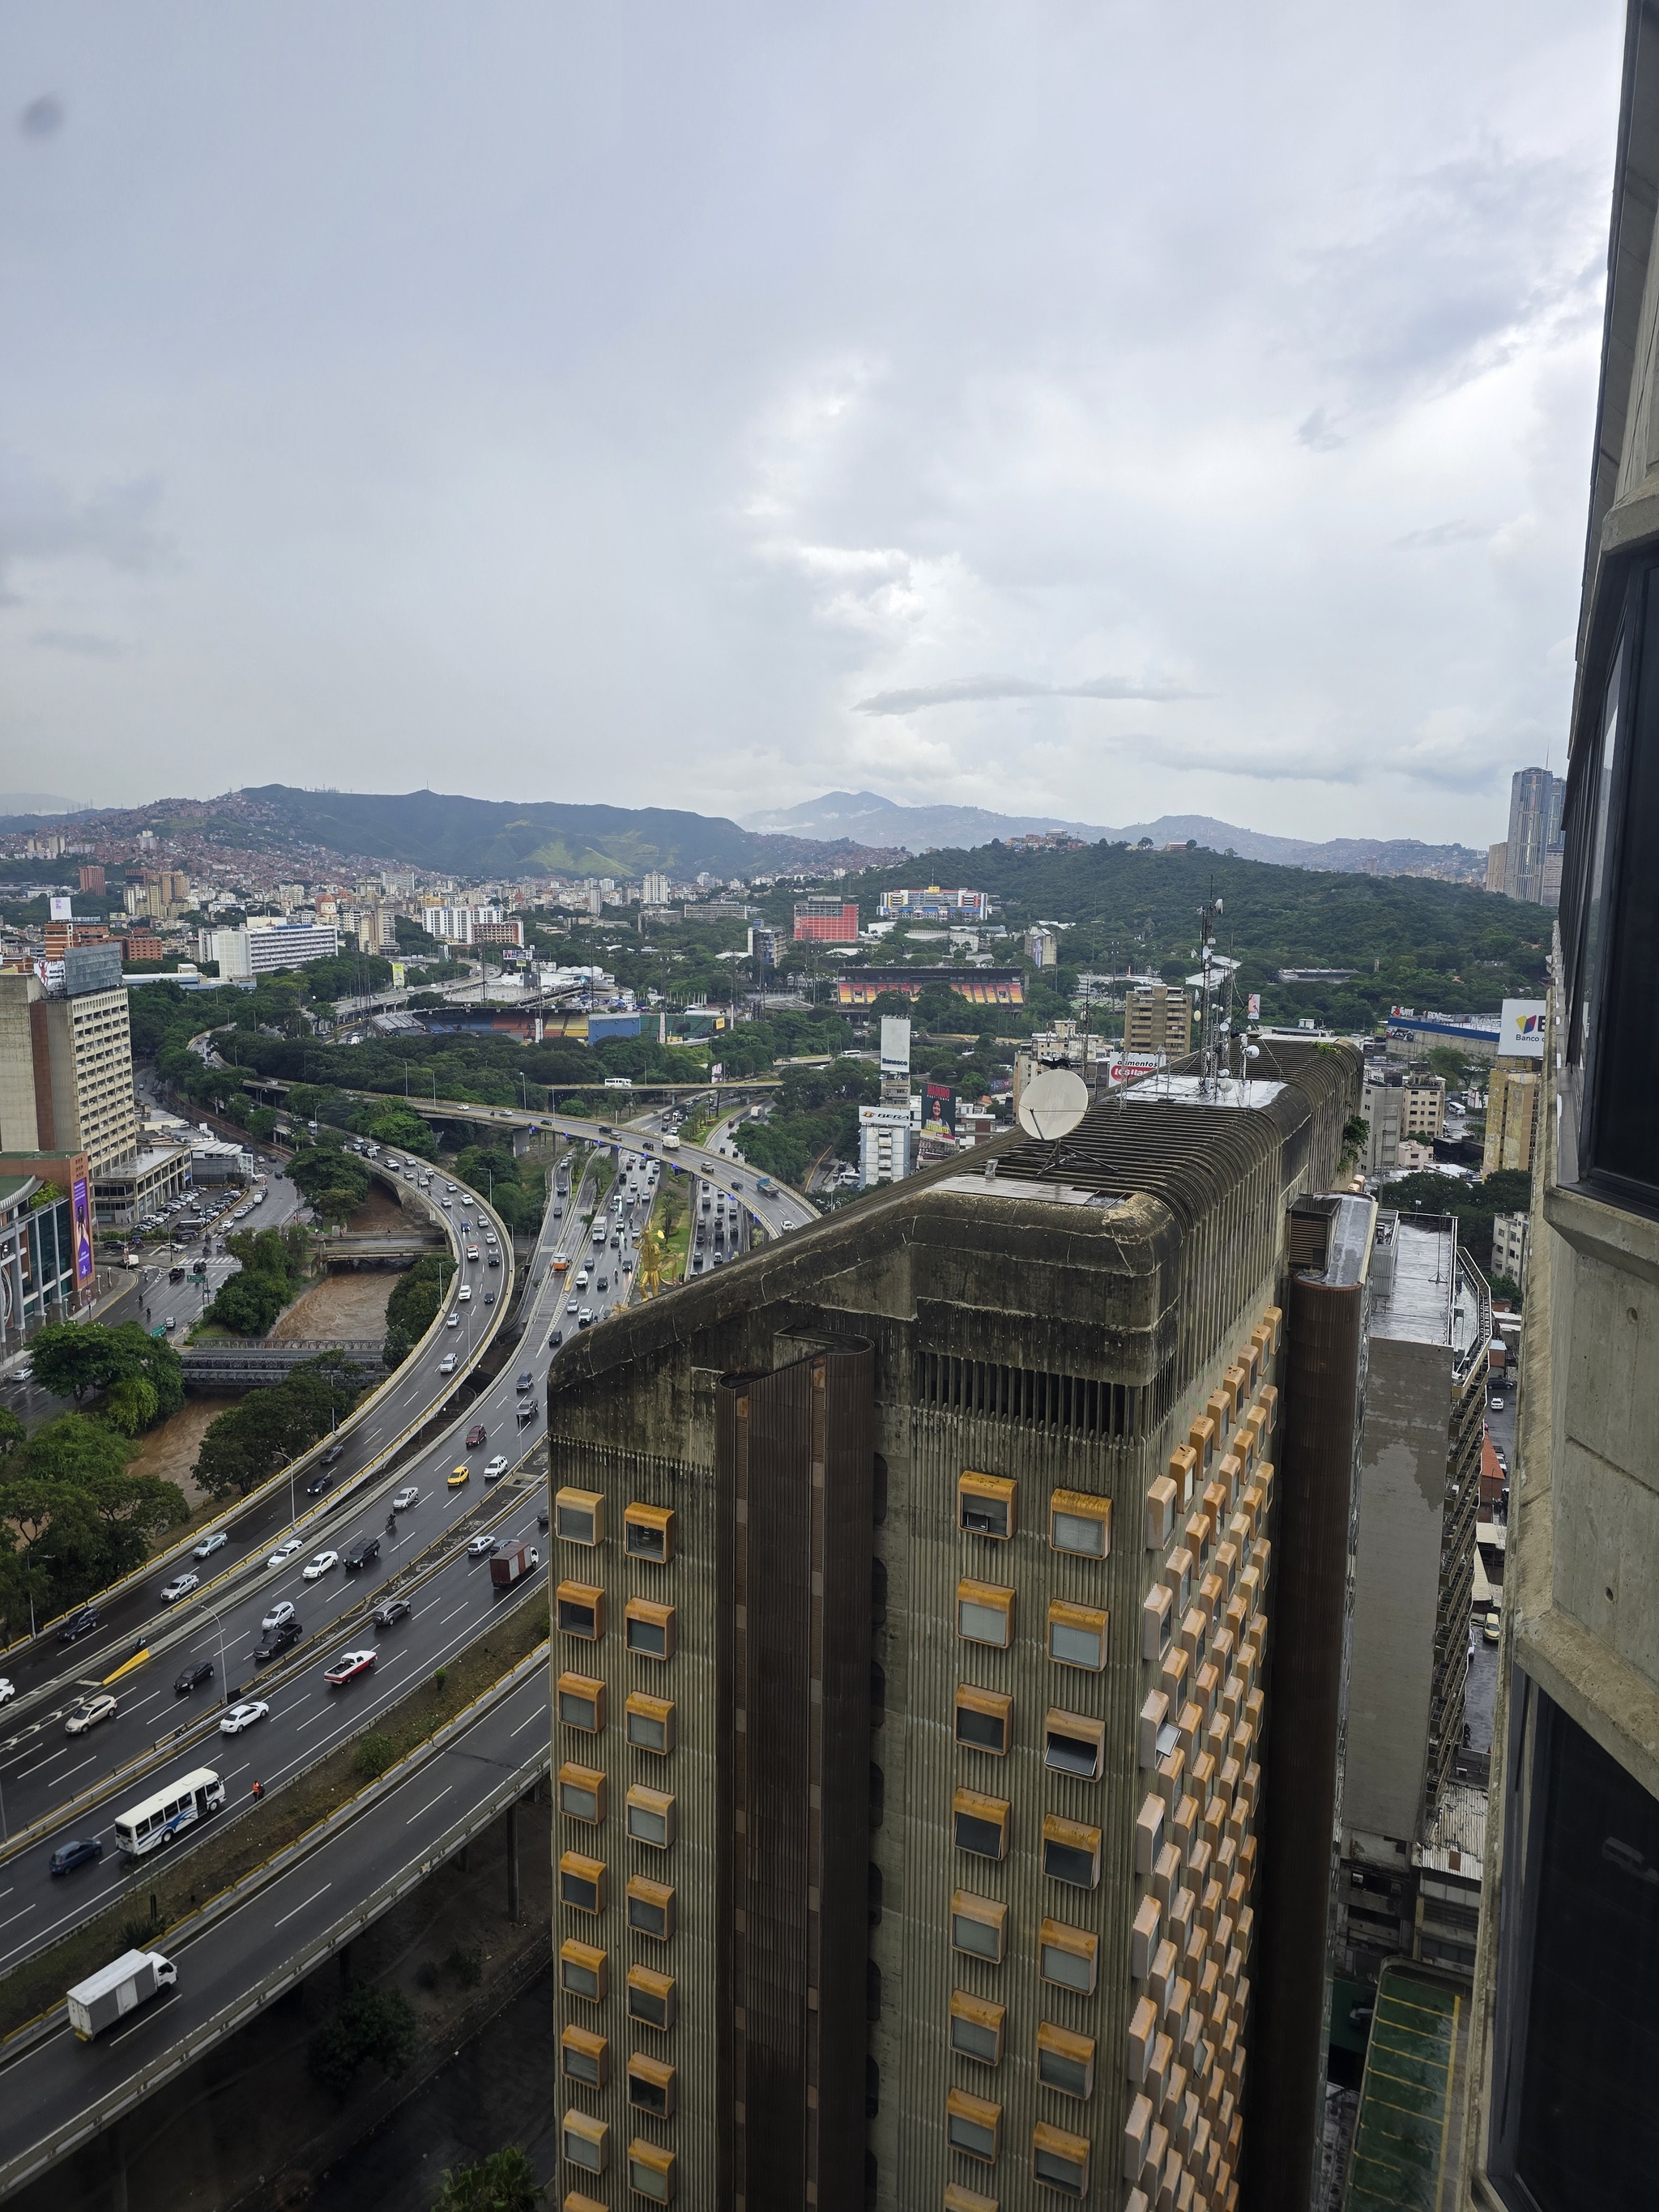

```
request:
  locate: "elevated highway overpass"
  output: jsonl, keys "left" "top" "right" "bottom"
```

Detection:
{"left": 0, "top": 1116, "right": 785, "bottom": 2190}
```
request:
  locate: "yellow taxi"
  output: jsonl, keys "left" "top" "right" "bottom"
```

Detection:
{"left": 447, "top": 1464, "right": 471, "bottom": 1489}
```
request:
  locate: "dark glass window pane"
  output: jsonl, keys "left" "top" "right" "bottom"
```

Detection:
{"left": 1571, "top": 633, "right": 1626, "bottom": 1071}
{"left": 1588, "top": 573, "right": 1659, "bottom": 1192}
{"left": 1515, "top": 1700, "right": 1659, "bottom": 2207}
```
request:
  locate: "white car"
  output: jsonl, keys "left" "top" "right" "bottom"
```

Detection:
{"left": 302, "top": 1550, "right": 339, "bottom": 1582}
{"left": 446, "top": 1311, "right": 460, "bottom": 1330}
{"left": 160, "top": 1571, "right": 200, "bottom": 1604}
{"left": 438, "top": 1353, "right": 457, "bottom": 1374}
{"left": 261, "top": 1600, "right": 296, "bottom": 1632}
{"left": 193, "top": 1529, "right": 228, "bottom": 1561}
{"left": 391, "top": 1485, "right": 420, "bottom": 1511}
{"left": 457, "top": 1285, "right": 472, "bottom": 1303}
{"left": 267, "top": 1535, "right": 304, "bottom": 1569}
{"left": 483, "top": 1455, "right": 509, "bottom": 1481}
{"left": 467, "top": 1532, "right": 499, "bottom": 1558}
{"left": 220, "top": 1699, "right": 270, "bottom": 1736}
{"left": 0, "top": 1677, "right": 11, "bottom": 1706}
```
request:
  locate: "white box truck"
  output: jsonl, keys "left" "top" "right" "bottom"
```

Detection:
{"left": 67, "top": 1950, "right": 177, "bottom": 2040}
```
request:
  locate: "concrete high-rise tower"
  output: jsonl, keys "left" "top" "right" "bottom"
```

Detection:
{"left": 544, "top": 1045, "right": 1359, "bottom": 2210}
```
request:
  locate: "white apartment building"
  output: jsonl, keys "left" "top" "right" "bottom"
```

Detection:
{"left": 199, "top": 921, "right": 342, "bottom": 980}
{"left": 859, "top": 1102, "right": 913, "bottom": 1187}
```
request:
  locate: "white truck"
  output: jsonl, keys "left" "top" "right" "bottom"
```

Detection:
{"left": 67, "top": 1949, "right": 177, "bottom": 2040}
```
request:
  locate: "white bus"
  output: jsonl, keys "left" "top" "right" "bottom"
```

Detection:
{"left": 113, "top": 1767, "right": 226, "bottom": 1859}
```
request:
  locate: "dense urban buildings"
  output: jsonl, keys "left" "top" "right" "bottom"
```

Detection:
{"left": 545, "top": 1041, "right": 1357, "bottom": 2210}
{"left": 1456, "top": 15, "right": 1659, "bottom": 2206}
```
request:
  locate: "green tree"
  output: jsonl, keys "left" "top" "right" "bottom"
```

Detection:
{"left": 101, "top": 1374, "right": 160, "bottom": 1436}
{"left": 307, "top": 1984, "right": 418, "bottom": 2096}
{"left": 383, "top": 1254, "right": 454, "bottom": 1367}
{"left": 0, "top": 1407, "right": 23, "bottom": 1461}
{"left": 27, "top": 1320, "right": 181, "bottom": 1428}
{"left": 289, "top": 1144, "right": 370, "bottom": 1227}
{"left": 432, "top": 2145, "right": 545, "bottom": 2211}
{"left": 28, "top": 1321, "right": 122, "bottom": 1408}
{"left": 194, "top": 1355, "right": 365, "bottom": 1499}
{"left": 363, "top": 1105, "right": 437, "bottom": 1160}
{"left": 205, "top": 1272, "right": 287, "bottom": 1336}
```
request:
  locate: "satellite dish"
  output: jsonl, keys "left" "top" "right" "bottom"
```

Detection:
{"left": 1017, "top": 1066, "right": 1090, "bottom": 1141}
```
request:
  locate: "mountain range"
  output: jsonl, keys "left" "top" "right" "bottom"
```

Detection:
{"left": 6, "top": 782, "right": 1486, "bottom": 886}
{"left": 744, "top": 790, "right": 1487, "bottom": 879}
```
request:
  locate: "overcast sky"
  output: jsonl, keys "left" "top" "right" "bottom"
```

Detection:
{"left": 0, "top": 2, "right": 1623, "bottom": 842}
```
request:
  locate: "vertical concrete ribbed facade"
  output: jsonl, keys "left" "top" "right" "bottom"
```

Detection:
{"left": 548, "top": 1042, "right": 1357, "bottom": 2212}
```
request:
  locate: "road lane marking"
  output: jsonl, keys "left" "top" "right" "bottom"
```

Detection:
{"left": 0, "top": 1905, "right": 36, "bottom": 1930}
{"left": 273, "top": 1881, "right": 331, "bottom": 1929}
{"left": 510, "top": 1710, "right": 543, "bottom": 1737}
{"left": 108, "top": 1988, "right": 178, "bottom": 2044}
{"left": 404, "top": 1786, "right": 452, "bottom": 1826}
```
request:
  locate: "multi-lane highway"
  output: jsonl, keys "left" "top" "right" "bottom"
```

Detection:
{"left": 0, "top": 1663, "right": 549, "bottom": 2198}
{"left": 0, "top": 1106, "right": 814, "bottom": 2191}
{"left": 0, "top": 1152, "right": 619, "bottom": 1959}
{"left": 0, "top": 1167, "right": 504, "bottom": 1708}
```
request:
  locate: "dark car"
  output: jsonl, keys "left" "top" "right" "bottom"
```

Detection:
{"left": 537, "top": 1507, "right": 550, "bottom": 1531}
{"left": 483, "top": 1289, "right": 496, "bottom": 1304}
{"left": 548, "top": 1330, "right": 563, "bottom": 1349}
{"left": 305, "top": 1469, "right": 332, "bottom": 1498}
{"left": 174, "top": 1659, "right": 214, "bottom": 1695}
{"left": 254, "top": 1617, "right": 302, "bottom": 1664}
{"left": 372, "top": 1596, "right": 411, "bottom": 1630}
{"left": 49, "top": 1839, "right": 104, "bottom": 1877}
{"left": 56, "top": 1609, "right": 100, "bottom": 1645}
{"left": 515, "top": 1373, "right": 535, "bottom": 1394}
{"left": 466, "top": 1424, "right": 488, "bottom": 1449}
{"left": 343, "top": 1535, "right": 381, "bottom": 1572}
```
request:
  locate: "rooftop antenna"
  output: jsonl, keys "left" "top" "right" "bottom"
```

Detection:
{"left": 1195, "top": 890, "right": 1224, "bottom": 1096}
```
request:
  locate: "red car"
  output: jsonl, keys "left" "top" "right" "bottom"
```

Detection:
{"left": 323, "top": 1648, "right": 377, "bottom": 1688}
{"left": 466, "top": 1424, "right": 488, "bottom": 1449}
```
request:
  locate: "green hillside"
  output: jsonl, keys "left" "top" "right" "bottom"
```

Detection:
{"left": 798, "top": 841, "right": 1550, "bottom": 1031}
{"left": 241, "top": 786, "right": 862, "bottom": 880}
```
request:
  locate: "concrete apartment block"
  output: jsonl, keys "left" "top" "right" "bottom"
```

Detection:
{"left": 544, "top": 1042, "right": 1357, "bottom": 2211}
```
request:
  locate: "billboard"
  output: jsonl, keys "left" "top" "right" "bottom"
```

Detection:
{"left": 921, "top": 1082, "right": 957, "bottom": 1138}
{"left": 1499, "top": 998, "right": 1546, "bottom": 1059}
{"left": 49, "top": 894, "right": 73, "bottom": 922}
{"left": 879, "top": 1016, "right": 911, "bottom": 1083}
{"left": 71, "top": 1172, "right": 93, "bottom": 1285}
{"left": 390, "top": 961, "right": 406, "bottom": 989}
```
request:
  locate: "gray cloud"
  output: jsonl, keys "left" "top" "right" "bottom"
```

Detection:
{"left": 0, "top": 2, "right": 1617, "bottom": 839}
{"left": 0, "top": 462, "right": 170, "bottom": 594}
{"left": 854, "top": 673, "right": 1204, "bottom": 715}
{"left": 31, "top": 628, "right": 130, "bottom": 658}
{"left": 1395, "top": 520, "right": 1493, "bottom": 549}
